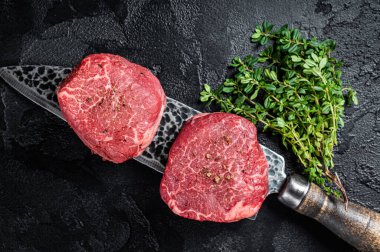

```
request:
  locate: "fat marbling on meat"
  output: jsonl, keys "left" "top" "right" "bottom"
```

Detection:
{"left": 57, "top": 53, "right": 166, "bottom": 163}
{"left": 160, "top": 112, "right": 268, "bottom": 222}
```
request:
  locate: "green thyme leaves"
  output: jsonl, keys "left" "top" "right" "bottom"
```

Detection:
{"left": 200, "top": 21, "right": 358, "bottom": 200}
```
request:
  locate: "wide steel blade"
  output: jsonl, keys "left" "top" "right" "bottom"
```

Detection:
{"left": 0, "top": 65, "right": 286, "bottom": 197}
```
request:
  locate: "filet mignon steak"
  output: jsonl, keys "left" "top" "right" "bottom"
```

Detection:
{"left": 160, "top": 112, "right": 268, "bottom": 222}
{"left": 57, "top": 54, "right": 166, "bottom": 163}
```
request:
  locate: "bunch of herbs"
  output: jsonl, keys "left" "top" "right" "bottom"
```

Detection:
{"left": 200, "top": 21, "right": 358, "bottom": 201}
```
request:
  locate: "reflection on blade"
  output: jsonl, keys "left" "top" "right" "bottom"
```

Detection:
{"left": 0, "top": 66, "right": 68, "bottom": 121}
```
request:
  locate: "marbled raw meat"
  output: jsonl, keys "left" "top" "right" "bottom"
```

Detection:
{"left": 57, "top": 53, "right": 166, "bottom": 163}
{"left": 160, "top": 113, "right": 268, "bottom": 222}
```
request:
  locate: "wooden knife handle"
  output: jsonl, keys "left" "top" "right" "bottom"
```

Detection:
{"left": 278, "top": 174, "right": 380, "bottom": 251}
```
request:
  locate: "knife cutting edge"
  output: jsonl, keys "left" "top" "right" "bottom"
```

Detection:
{"left": 1, "top": 65, "right": 379, "bottom": 251}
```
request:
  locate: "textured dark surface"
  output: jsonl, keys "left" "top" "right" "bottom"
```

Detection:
{"left": 0, "top": 0, "right": 379, "bottom": 251}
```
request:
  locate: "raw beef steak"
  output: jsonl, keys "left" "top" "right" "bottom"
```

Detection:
{"left": 57, "top": 54, "right": 166, "bottom": 163}
{"left": 160, "top": 112, "right": 268, "bottom": 222}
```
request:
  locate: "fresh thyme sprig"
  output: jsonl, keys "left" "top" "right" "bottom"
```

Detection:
{"left": 200, "top": 21, "right": 358, "bottom": 200}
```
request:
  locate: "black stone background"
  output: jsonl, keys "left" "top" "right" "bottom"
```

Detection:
{"left": 0, "top": 0, "right": 379, "bottom": 251}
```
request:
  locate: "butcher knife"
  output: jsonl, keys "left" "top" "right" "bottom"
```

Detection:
{"left": 0, "top": 65, "right": 379, "bottom": 251}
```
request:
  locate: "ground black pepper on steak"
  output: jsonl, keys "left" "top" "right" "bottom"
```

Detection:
{"left": 160, "top": 112, "right": 268, "bottom": 222}
{"left": 57, "top": 53, "right": 166, "bottom": 163}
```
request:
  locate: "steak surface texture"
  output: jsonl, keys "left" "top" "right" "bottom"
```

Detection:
{"left": 57, "top": 53, "right": 166, "bottom": 163}
{"left": 160, "top": 112, "right": 268, "bottom": 222}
